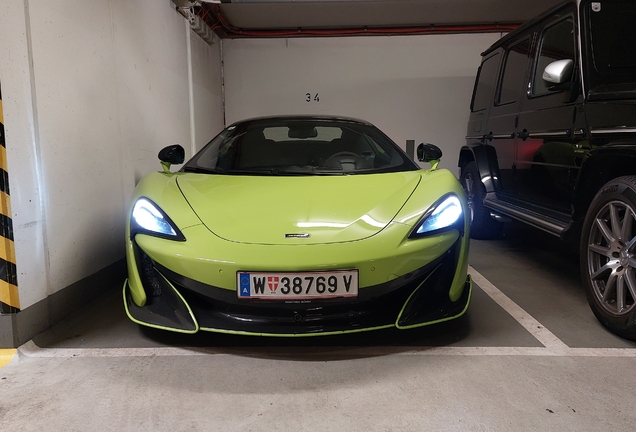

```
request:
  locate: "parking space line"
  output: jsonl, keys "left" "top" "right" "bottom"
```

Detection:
{"left": 18, "top": 341, "right": 209, "bottom": 358}
{"left": 0, "top": 348, "right": 16, "bottom": 368}
{"left": 12, "top": 267, "right": 636, "bottom": 360}
{"left": 16, "top": 340, "right": 636, "bottom": 359}
{"left": 468, "top": 266, "right": 570, "bottom": 351}
{"left": 401, "top": 346, "right": 636, "bottom": 356}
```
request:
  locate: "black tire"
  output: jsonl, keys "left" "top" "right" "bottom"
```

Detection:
{"left": 580, "top": 176, "right": 636, "bottom": 340}
{"left": 460, "top": 161, "right": 502, "bottom": 240}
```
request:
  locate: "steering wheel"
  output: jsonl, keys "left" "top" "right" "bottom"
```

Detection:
{"left": 324, "top": 151, "right": 368, "bottom": 171}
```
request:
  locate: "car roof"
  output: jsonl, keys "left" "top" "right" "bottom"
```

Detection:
{"left": 481, "top": 0, "right": 575, "bottom": 57}
{"left": 228, "top": 115, "right": 375, "bottom": 129}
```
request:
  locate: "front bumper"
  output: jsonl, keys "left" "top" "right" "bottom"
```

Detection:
{"left": 124, "top": 236, "right": 472, "bottom": 336}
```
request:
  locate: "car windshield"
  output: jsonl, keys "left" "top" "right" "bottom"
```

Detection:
{"left": 183, "top": 119, "right": 418, "bottom": 175}
{"left": 585, "top": 0, "right": 636, "bottom": 91}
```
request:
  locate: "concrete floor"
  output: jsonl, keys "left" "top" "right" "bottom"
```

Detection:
{"left": 1, "top": 222, "right": 636, "bottom": 431}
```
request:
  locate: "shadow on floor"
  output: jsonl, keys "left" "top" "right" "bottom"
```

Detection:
{"left": 33, "top": 279, "right": 489, "bottom": 360}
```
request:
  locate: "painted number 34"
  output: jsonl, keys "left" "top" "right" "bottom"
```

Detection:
{"left": 306, "top": 93, "right": 320, "bottom": 102}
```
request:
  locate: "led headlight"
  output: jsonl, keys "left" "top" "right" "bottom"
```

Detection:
{"left": 131, "top": 198, "right": 185, "bottom": 241}
{"left": 410, "top": 194, "right": 464, "bottom": 238}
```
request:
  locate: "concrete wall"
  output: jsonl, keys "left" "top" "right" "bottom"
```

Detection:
{"left": 0, "top": 0, "right": 223, "bottom": 331}
{"left": 223, "top": 34, "right": 501, "bottom": 171}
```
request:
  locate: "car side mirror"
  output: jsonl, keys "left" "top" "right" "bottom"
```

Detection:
{"left": 542, "top": 59, "right": 574, "bottom": 85}
{"left": 542, "top": 59, "right": 580, "bottom": 102}
{"left": 417, "top": 143, "right": 442, "bottom": 170}
{"left": 158, "top": 144, "right": 185, "bottom": 173}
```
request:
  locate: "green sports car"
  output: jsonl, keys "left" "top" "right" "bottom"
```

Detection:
{"left": 124, "top": 116, "right": 472, "bottom": 336}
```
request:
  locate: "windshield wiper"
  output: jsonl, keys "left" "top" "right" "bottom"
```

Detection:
{"left": 269, "top": 167, "right": 352, "bottom": 176}
{"left": 268, "top": 168, "right": 306, "bottom": 176}
{"left": 182, "top": 166, "right": 348, "bottom": 176}
{"left": 181, "top": 166, "right": 221, "bottom": 174}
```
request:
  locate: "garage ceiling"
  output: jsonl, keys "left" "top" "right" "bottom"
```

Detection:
{"left": 193, "top": 0, "right": 566, "bottom": 38}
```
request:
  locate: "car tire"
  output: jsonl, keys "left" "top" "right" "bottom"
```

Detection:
{"left": 581, "top": 176, "right": 636, "bottom": 340}
{"left": 460, "top": 161, "right": 502, "bottom": 240}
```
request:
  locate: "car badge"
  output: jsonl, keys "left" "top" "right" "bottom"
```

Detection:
{"left": 285, "top": 233, "right": 310, "bottom": 238}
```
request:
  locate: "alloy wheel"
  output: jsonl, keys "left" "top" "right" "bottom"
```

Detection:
{"left": 587, "top": 200, "right": 636, "bottom": 316}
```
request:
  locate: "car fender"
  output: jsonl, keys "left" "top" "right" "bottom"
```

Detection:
{"left": 459, "top": 143, "right": 501, "bottom": 193}
{"left": 127, "top": 171, "right": 204, "bottom": 237}
{"left": 392, "top": 169, "right": 469, "bottom": 302}
{"left": 127, "top": 171, "right": 204, "bottom": 306}
{"left": 393, "top": 169, "right": 467, "bottom": 228}
{"left": 573, "top": 144, "right": 636, "bottom": 221}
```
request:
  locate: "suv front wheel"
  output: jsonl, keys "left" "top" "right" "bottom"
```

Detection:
{"left": 581, "top": 176, "right": 636, "bottom": 340}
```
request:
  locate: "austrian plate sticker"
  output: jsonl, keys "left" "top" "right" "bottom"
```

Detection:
{"left": 237, "top": 270, "right": 358, "bottom": 299}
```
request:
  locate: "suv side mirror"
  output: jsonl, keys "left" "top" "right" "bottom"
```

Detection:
{"left": 542, "top": 59, "right": 579, "bottom": 101}
{"left": 158, "top": 144, "right": 185, "bottom": 173}
{"left": 417, "top": 143, "right": 442, "bottom": 170}
{"left": 542, "top": 59, "right": 574, "bottom": 85}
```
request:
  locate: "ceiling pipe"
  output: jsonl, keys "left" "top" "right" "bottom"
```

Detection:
{"left": 219, "top": 24, "right": 519, "bottom": 38}
{"left": 198, "top": 4, "right": 519, "bottom": 39}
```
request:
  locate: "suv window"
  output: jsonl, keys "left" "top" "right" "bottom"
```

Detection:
{"left": 532, "top": 18, "right": 575, "bottom": 96}
{"left": 497, "top": 38, "right": 531, "bottom": 105}
{"left": 586, "top": 0, "right": 636, "bottom": 89}
{"left": 471, "top": 53, "right": 500, "bottom": 112}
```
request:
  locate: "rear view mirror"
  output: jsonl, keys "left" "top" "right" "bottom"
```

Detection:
{"left": 417, "top": 143, "right": 442, "bottom": 170}
{"left": 158, "top": 144, "right": 185, "bottom": 173}
{"left": 288, "top": 126, "right": 318, "bottom": 139}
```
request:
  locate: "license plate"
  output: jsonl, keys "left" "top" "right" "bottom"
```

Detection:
{"left": 237, "top": 270, "right": 358, "bottom": 299}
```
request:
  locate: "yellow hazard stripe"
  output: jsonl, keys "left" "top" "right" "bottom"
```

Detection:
{"left": 0, "top": 105, "right": 9, "bottom": 215}
{"left": 0, "top": 349, "right": 16, "bottom": 368}
{"left": 0, "top": 190, "right": 11, "bottom": 222}
{"left": 0, "top": 145, "right": 7, "bottom": 171}
{"left": 0, "top": 279, "right": 19, "bottom": 309}
{"left": 0, "top": 236, "right": 16, "bottom": 264}
{"left": 0, "top": 93, "right": 19, "bottom": 310}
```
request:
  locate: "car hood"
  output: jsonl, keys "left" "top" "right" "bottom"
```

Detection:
{"left": 176, "top": 172, "right": 422, "bottom": 245}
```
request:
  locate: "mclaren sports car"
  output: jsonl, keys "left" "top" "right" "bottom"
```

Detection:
{"left": 124, "top": 116, "right": 472, "bottom": 336}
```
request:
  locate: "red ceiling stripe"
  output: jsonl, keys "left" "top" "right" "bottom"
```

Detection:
{"left": 197, "top": 4, "right": 519, "bottom": 39}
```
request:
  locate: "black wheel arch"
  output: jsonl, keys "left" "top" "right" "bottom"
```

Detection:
{"left": 458, "top": 143, "right": 501, "bottom": 194}
{"left": 573, "top": 145, "right": 636, "bottom": 222}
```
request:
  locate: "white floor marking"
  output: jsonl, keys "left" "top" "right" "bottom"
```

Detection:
{"left": 18, "top": 341, "right": 209, "bottom": 358}
{"left": 16, "top": 340, "right": 636, "bottom": 359}
{"left": 468, "top": 266, "right": 570, "bottom": 351}
{"left": 14, "top": 267, "right": 636, "bottom": 360}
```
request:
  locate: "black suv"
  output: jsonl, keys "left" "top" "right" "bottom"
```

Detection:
{"left": 459, "top": 0, "right": 636, "bottom": 339}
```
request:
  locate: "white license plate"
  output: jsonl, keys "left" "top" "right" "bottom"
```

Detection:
{"left": 237, "top": 270, "right": 358, "bottom": 299}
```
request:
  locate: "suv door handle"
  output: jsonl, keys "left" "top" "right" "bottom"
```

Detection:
{"left": 483, "top": 132, "right": 494, "bottom": 142}
{"left": 517, "top": 129, "right": 530, "bottom": 140}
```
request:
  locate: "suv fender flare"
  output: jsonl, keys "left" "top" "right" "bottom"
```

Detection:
{"left": 458, "top": 143, "right": 500, "bottom": 193}
{"left": 573, "top": 145, "right": 636, "bottom": 221}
